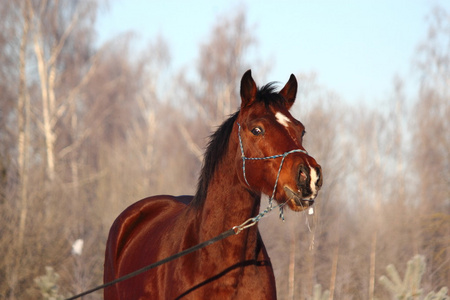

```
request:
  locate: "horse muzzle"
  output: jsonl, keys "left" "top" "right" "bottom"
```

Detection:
{"left": 297, "top": 163, "right": 322, "bottom": 197}
{"left": 283, "top": 163, "right": 322, "bottom": 211}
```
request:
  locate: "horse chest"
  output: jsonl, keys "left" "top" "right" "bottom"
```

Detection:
{"left": 161, "top": 241, "right": 276, "bottom": 299}
{"left": 161, "top": 261, "right": 276, "bottom": 299}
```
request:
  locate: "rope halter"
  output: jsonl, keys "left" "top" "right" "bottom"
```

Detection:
{"left": 237, "top": 122, "right": 308, "bottom": 220}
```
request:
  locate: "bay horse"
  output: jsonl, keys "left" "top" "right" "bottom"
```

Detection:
{"left": 104, "top": 70, "right": 322, "bottom": 299}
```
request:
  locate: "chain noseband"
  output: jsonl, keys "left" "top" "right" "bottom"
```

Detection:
{"left": 237, "top": 122, "right": 308, "bottom": 220}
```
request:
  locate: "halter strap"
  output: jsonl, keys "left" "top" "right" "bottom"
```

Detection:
{"left": 237, "top": 122, "right": 308, "bottom": 220}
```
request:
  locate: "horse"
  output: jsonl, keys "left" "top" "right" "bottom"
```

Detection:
{"left": 104, "top": 70, "right": 323, "bottom": 299}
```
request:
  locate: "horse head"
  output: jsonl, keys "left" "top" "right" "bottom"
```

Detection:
{"left": 236, "top": 70, "right": 322, "bottom": 212}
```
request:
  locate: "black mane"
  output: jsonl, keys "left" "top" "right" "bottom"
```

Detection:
{"left": 190, "top": 82, "right": 284, "bottom": 207}
{"left": 190, "top": 111, "right": 239, "bottom": 207}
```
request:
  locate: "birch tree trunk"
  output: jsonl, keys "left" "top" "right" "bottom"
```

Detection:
{"left": 288, "top": 226, "right": 296, "bottom": 300}
{"left": 33, "top": 33, "right": 56, "bottom": 181}
{"left": 17, "top": 0, "right": 31, "bottom": 258}
{"left": 368, "top": 231, "right": 377, "bottom": 300}
{"left": 329, "top": 245, "right": 339, "bottom": 300}
{"left": 12, "top": 2, "right": 31, "bottom": 297}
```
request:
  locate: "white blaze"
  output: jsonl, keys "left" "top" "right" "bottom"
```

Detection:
{"left": 310, "top": 167, "right": 318, "bottom": 193}
{"left": 275, "top": 112, "right": 291, "bottom": 128}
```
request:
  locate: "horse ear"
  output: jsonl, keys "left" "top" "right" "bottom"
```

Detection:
{"left": 279, "top": 74, "right": 298, "bottom": 110}
{"left": 240, "top": 70, "right": 258, "bottom": 108}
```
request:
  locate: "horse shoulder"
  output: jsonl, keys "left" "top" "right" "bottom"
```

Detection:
{"left": 104, "top": 195, "right": 193, "bottom": 291}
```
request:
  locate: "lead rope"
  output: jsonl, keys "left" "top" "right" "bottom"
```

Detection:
{"left": 237, "top": 122, "right": 308, "bottom": 221}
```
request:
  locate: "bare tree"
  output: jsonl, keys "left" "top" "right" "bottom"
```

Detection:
{"left": 27, "top": 0, "right": 98, "bottom": 182}
{"left": 0, "top": 1, "right": 105, "bottom": 298}
{"left": 413, "top": 5, "right": 450, "bottom": 291}
{"left": 13, "top": 1, "right": 32, "bottom": 297}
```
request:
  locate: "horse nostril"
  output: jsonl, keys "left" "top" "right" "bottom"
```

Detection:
{"left": 297, "top": 164, "right": 309, "bottom": 188}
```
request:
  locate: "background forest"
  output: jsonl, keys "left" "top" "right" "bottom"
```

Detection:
{"left": 0, "top": 1, "right": 448, "bottom": 299}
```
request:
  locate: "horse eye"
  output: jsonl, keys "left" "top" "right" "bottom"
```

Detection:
{"left": 302, "top": 130, "right": 306, "bottom": 137}
{"left": 251, "top": 127, "right": 263, "bottom": 136}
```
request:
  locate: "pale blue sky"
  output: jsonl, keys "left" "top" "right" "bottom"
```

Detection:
{"left": 97, "top": 0, "right": 448, "bottom": 104}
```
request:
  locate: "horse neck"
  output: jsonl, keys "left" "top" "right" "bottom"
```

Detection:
{"left": 195, "top": 133, "right": 261, "bottom": 250}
